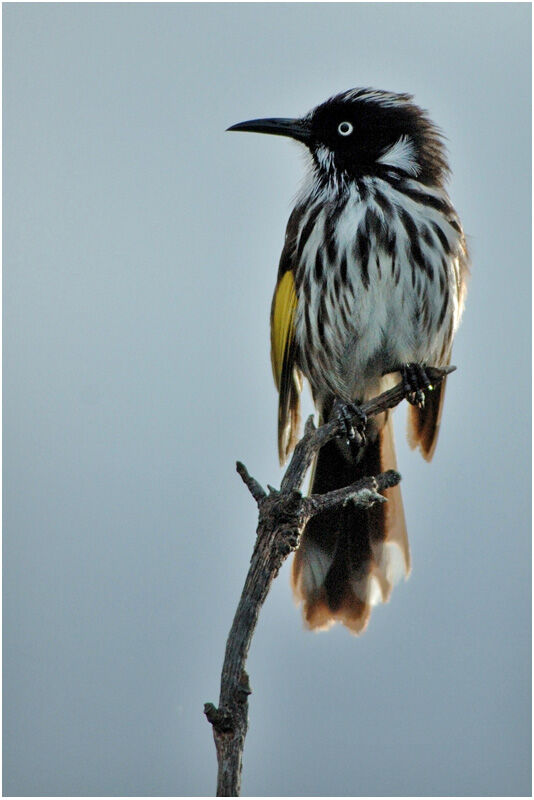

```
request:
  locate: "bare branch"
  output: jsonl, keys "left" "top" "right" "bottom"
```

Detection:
{"left": 280, "top": 366, "right": 453, "bottom": 494}
{"left": 236, "top": 461, "right": 267, "bottom": 504}
{"left": 204, "top": 366, "right": 454, "bottom": 795}
{"left": 304, "top": 469, "right": 400, "bottom": 517}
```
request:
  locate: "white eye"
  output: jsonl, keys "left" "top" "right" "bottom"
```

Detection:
{"left": 337, "top": 121, "right": 353, "bottom": 136}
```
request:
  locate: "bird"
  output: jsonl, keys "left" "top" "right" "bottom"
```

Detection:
{"left": 228, "top": 88, "right": 468, "bottom": 634}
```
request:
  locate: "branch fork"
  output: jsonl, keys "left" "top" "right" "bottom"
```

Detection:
{"left": 205, "top": 366, "right": 454, "bottom": 796}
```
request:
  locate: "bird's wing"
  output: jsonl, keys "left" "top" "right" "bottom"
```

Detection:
{"left": 409, "top": 217, "right": 469, "bottom": 461}
{"left": 271, "top": 268, "right": 302, "bottom": 464}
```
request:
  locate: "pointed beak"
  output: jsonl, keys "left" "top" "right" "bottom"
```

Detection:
{"left": 226, "top": 117, "right": 311, "bottom": 144}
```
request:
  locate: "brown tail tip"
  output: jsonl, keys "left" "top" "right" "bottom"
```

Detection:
{"left": 301, "top": 591, "right": 372, "bottom": 635}
{"left": 291, "top": 526, "right": 409, "bottom": 636}
{"left": 291, "top": 548, "right": 374, "bottom": 635}
{"left": 291, "top": 414, "right": 410, "bottom": 635}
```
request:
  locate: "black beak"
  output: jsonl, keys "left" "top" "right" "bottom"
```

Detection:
{"left": 227, "top": 117, "right": 311, "bottom": 144}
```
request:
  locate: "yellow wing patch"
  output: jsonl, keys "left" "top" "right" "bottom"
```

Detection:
{"left": 271, "top": 270, "right": 298, "bottom": 388}
{"left": 270, "top": 270, "right": 301, "bottom": 464}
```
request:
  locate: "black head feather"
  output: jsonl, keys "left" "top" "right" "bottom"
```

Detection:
{"left": 307, "top": 88, "right": 449, "bottom": 186}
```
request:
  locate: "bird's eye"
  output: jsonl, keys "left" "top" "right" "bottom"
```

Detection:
{"left": 337, "top": 121, "right": 354, "bottom": 137}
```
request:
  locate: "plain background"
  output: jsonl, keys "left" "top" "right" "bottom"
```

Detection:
{"left": 3, "top": 2, "right": 531, "bottom": 796}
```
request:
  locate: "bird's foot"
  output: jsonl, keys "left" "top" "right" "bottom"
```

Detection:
{"left": 333, "top": 399, "right": 367, "bottom": 449}
{"left": 401, "top": 363, "right": 433, "bottom": 409}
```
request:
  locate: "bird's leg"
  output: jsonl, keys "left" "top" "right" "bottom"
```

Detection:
{"left": 401, "top": 363, "right": 433, "bottom": 409}
{"left": 332, "top": 398, "right": 368, "bottom": 449}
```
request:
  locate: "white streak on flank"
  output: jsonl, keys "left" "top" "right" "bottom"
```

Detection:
{"left": 377, "top": 135, "right": 420, "bottom": 176}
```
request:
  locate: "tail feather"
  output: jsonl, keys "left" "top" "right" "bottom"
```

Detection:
{"left": 291, "top": 414, "right": 409, "bottom": 634}
{"left": 380, "top": 415, "right": 411, "bottom": 578}
{"left": 408, "top": 373, "right": 448, "bottom": 462}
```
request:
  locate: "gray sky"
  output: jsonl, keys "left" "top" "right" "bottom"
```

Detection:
{"left": 3, "top": 3, "right": 531, "bottom": 796}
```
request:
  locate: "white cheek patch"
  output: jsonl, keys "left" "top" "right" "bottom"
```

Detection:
{"left": 377, "top": 135, "right": 420, "bottom": 176}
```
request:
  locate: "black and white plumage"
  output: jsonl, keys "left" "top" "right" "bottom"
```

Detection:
{"left": 229, "top": 88, "right": 468, "bottom": 633}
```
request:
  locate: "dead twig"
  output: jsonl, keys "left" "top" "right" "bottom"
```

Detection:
{"left": 204, "top": 366, "right": 453, "bottom": 796}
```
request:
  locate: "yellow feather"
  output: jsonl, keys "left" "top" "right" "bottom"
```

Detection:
{"left": 271, "top": 270, "right": 297, "bottom": 389}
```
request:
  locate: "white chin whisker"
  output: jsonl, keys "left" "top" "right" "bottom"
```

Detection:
{"left": 309, "top": 146, "right": 349, "bottom": 200}
{"left": 315, "top": 145, "right": 334, "bottom": 172}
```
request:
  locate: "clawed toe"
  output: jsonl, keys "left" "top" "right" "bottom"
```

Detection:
{"left": 401, "top": 363, "right": 433, "bottom": 408}
{"left": 333, "top": 399, "right": 367, "bottom": 448}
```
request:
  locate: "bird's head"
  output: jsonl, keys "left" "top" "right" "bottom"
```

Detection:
{"left": 228, "top": 88, "right": 448, "bottom": 189}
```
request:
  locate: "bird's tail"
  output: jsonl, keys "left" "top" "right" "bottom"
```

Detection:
{"left": 291, "top": 412, "right": 410, "bottom": 634}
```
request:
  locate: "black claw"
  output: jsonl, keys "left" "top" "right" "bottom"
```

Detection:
{"left": 333, "top": 399, "right": 368, "bottom": 449}
{"left": 415, "top": 389, "right": 426, "bottom": 408}
{"left": 401, "top": 363, "right": 433, "bottom": 408}
{"left": 350, "top": 404, "right": 368, "bottom": 440}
